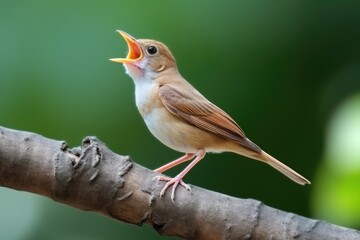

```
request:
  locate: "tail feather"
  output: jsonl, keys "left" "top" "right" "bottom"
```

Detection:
{"left": 229, "top": 139, "right": 311, "bottom": 185}
{"left": 260, "top": 151, "right": 311, "bottom": 185}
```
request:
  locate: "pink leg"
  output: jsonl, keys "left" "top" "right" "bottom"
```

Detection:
{"left": 155, "top": 149, "right": 206, "bottom": 201}
{"left": 154, "top": 153, "right": 196, "bottom": 173}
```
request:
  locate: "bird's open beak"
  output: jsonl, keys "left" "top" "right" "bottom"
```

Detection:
{"left": 110, "top": 30, "right": 143, "bottom": 63}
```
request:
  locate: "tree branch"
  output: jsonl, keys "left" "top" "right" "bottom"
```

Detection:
{"left": 0, "top": 126, "right": 358, "bottom": 239}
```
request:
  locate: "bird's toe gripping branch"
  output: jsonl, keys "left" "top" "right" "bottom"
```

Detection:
{"left": 153, "top": 149, "right": 206, "bottom": 201}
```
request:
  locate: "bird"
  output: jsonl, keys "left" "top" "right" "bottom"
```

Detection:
{"left": 110, "top": 30, "right": 310, "bottom": 201}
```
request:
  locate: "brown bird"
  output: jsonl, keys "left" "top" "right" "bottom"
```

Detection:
{"left": 110, "top": 30, "right": 310, "bottom": 200}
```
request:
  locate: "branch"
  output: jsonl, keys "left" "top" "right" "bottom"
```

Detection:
{"left": 0, "top": 126, "right": 358, "bottom": 240}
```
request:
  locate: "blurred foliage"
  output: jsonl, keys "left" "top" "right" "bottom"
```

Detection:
{"left": 313, "top": 94, "right": 360, "bottom": 228}
{"left": 0, "top": 1, "right": 360, "bottom": 239}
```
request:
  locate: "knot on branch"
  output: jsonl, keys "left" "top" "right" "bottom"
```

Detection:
{"left": 52, "top": 136, "right": 133, "bottom": 213}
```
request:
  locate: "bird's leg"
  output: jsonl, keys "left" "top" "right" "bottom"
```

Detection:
{"left": 155, "top": 149, "right": 206, "bottom": 201}
{"left": 154, "top": 153, "right": 196, "bottom": 173}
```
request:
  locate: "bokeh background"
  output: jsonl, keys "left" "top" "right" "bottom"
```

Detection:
{"left": 1, "top": 1, "right": 360, "bottom": 239}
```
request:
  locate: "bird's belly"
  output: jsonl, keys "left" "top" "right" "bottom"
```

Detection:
{"left": 143, "top": 108, "right": 203, "bottom": 153}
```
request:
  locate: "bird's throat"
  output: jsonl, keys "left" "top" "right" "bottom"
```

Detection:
{"left": 124, "top": 62, "right": 144, "bottom": 80}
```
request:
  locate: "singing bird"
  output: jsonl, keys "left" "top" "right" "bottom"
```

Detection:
{"left": 110, "top": 30, "right": 310, "bottom": 200}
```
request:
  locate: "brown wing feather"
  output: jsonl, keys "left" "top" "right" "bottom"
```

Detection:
{"left": 158, "top": 84, "right": 261, "bottom": 153}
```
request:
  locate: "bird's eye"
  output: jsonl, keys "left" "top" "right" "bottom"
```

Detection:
{"left": 147, "top": 45, "right": 158, "bottom": 55}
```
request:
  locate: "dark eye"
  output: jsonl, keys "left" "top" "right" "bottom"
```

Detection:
{"left": 147, "top": 45, "right": 158, "bottom": 55}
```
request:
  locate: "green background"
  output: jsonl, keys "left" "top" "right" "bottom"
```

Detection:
{"left": 1, "top": 1, "right": 360, "bottom": 239}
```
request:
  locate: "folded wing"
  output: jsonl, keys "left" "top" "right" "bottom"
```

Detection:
{"left": 158, "top": 84, "right": 261, "bottom": 153}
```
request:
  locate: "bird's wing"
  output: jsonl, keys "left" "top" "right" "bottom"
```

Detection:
{"left": 158, "top": 84, "right": 261, "bottom": 153}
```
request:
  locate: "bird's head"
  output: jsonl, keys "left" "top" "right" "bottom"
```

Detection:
{"left": 110, "top": 30, "right": 177, "bottom": 80}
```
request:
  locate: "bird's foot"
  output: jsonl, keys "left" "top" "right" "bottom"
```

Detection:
{"left": 154, "top": 175, "right": 191, "bottom": 201}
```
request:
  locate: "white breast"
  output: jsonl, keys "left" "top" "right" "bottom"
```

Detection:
{"left": 134, "top": 78, "right": 153, "bottom": 112}
{"left": 133, "top": 77, "right": 197, "bottom": 153}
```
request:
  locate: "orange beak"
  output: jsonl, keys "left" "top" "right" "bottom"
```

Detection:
{"left": 110, "top": 30, "right": 143, "bottom": 63}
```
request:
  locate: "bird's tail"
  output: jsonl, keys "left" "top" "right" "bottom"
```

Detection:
{"left": 232, "top": 144, "right": 311, "bottom": 185}
{"left": 259, "top": 151, "right": 310, "bottom": 185}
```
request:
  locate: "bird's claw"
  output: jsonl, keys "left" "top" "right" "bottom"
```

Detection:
{"left": 154, "top": 175, "right": 191, "bottom": 201}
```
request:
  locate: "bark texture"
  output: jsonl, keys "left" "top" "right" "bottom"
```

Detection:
{"left": 0, "top": 126, "right": 359, "bottom": 240}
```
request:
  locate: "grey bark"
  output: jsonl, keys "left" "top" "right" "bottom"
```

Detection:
{"left": 0, "top": 126, "right": 359, "bottom": 240}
